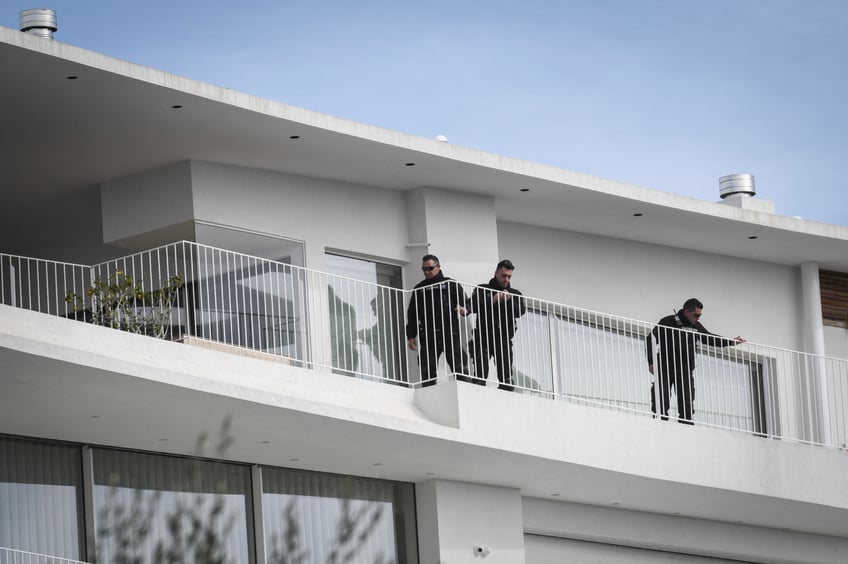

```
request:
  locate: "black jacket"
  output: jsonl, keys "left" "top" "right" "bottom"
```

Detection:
{"left": 470, "top": 278, "right": 526, "bottom": 340}
{"left": 405, "top": 272, "right": 469, "bottom": 339}
{"left": 646, "top": 312, "right": 737, "bottom": 375}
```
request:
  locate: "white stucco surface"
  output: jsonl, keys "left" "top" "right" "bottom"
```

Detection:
{"left": 497, "top": 220, "right": 804, "bottom": 350}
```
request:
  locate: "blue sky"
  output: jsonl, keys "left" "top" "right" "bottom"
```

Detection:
{"left": 6, "top": 1, "right": 847, "bottom": 225}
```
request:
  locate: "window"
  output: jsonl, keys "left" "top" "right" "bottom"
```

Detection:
{"left": 262, "top": 468, "right": 417, "bottom": 564}
{"left": 0, "top": 437, "right": 84, "bottom": 560}
{"left": 92, "top": 449, "right": 254, "bottom": 563}
{"left": 324, "top": 253, "right": 406, "bottom": 382}
{"left": 514, "top": 309, "right": 766, "bottom": 431}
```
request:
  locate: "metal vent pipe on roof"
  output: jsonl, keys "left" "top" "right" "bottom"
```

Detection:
{"left": 719, "top": 173, "right": 756, "bottom": 199}
{"left": 20, "top": 8, "right": 57, "bottom": 39}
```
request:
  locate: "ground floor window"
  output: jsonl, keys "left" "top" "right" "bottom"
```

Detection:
{"left": 0, "top": 437, "right": 84, "bottom": 560}
{"left": 92, "top": 449, "right": 254, "bottom": 563}
{"left": 0, "top": 436, "right": 418, "bottom": 563}
{"left": 262, "top": 468, "right": 417, "bottom": 563}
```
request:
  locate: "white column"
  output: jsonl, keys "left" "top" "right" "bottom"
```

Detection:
{"left": 800, "top": 262, "right": 831, "bottom": 445}
{"left": 415, "top": 479, "right": 526, "bottom": 564}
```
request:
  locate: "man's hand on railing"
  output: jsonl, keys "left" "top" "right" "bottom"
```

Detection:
{"left": 734, "top": 336, "right": 747, "bottom": 344}
{"left": 408, "top": 338, "right": 417, "bottom": 351}
{"left": 493, "top": 291, "right": 511, "bottom": 303}
{"left": 456, "top": 305, "right": 468, "bottom": 316}
{"left": 648, "top": 364, "right": 654, "bottom": 375}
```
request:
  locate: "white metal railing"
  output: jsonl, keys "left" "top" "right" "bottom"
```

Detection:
{"left": 1, "top": 243, "right": 846, "bottom": 449}
{"left": 0, "top": 546, "right": 88, "bottom": 564}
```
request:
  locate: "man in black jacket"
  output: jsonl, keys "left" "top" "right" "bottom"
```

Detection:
{"left": 470, "top": 260, "right": 526, "bottom": 391}
{"left": 406, "top": 255, "right": 470, "bottom": 386}
{"left": 646, "top": 298, "right": 746, "bottom": 424}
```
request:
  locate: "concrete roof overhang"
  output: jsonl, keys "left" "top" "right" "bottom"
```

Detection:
{"left": 2, "top": 27, "right": 847, "bottom": 270}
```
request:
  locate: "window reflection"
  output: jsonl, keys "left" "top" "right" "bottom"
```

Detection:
{"left": 325, "top": 254, "right": 406, "bottom": 382}
{"left": 92, "top": 449, "right": 253, "bottom": 563}
{"left": 262, "top": 468, "right": 415, "bottom": 564}
{"left": 0, "top": 438, "right": 83, "bottom": 560}
{"left": 512, "top": 310, "right": 763, "bottom": 429}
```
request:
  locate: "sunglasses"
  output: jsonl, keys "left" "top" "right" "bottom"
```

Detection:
{"left": 422, "top": 265, "right": 438, "bottom": 272}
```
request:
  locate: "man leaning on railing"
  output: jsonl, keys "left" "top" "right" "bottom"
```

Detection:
{"left": 646, "top": 298, "right": 746, "bottom": 425}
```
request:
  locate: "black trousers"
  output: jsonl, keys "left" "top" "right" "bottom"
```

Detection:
{"left": 651, "top": 369, "right": 695, "bottom": 425}
{"left": 418, "top": 330, "right": 467, "bottom": 385}
{"left": 472, "top": 335, "right": 515, "bottom": 391}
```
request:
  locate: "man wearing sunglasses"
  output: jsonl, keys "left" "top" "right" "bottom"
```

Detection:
{"left": 405, "top": 255, "right": 470, "bottom": 386}
{"left": 646, "top": 298, "right": 746, "bottom": 424}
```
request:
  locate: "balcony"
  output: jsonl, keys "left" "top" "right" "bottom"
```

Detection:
{"left": 2, "top": 241, "right": 846, "bottom": 450}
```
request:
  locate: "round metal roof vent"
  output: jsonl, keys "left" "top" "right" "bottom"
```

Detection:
{"left": 719, "top": 173, "right": 756, "bottom": 199}
{"left": 20, "top": 9, "right": 57, "bottom": 39}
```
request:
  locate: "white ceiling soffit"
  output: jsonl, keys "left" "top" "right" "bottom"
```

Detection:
{"left": 1, "top": 27, "right": 847, "bottom": 270}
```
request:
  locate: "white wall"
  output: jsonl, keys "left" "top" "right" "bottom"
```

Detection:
{"left": 416, "top": 480, "right": 525, "bottom": 564}
{"left": 522, "top": 498, "right": 848, "bottom": 564}
{"left": 497, "top": 220, "right": 804, "bottom": 350}
{"left": 408, "top": 187, "right": 500, "bottom": 284}
{"left": 101, "top": 161, "right": 195, "bottom": 246}
{"left": 189, "top": 161, "right": 411, "bottom": 272}
{"left": 824, "top": 325, "right": 848, "bottom": 360}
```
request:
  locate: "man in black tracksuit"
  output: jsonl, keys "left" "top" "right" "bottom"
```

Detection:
{"left": 406, "top": 255, "right": 470, "bottom": 386}
{"left": 470, "top": 260, "right": 526, "bottom": 391}
{"left": 646, "top": 298, "right": 746, "bottom": 424}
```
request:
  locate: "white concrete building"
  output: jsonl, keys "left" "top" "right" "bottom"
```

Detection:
{"left": 2, "top": 20, "right": 848, "bottom": 564}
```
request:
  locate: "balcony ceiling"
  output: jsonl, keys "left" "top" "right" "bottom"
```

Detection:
{"left": 2, "top": 27, "right": 847, "bottom": 270}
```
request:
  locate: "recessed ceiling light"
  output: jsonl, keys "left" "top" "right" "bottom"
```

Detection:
{"left": 425, "top": 472, "right": 436, "bottom": 476}
{"left": 520, "top": 188, "right": 530, "bottom": 192}
{"left": 747, "top": 236, "right": 758, "bottom": 240}
{"left": 66, "top": 75, "right": 78, "bottom": 80}
{"left": 90, "top": 415, "right": 101, "bottom": 419}
{"left": 551, "top": 493, "right": 560, "bottom": 497}
{"left": 289, "top": 457, "right": 300, "bottom": 462}
{"left": 158, "top": 438, "right": 168, "bottom": 442}
{"left": 289, "top": 135, "right": 300, "bottom": 139}
{"left": 259, "top": 440, "right": 270, "bottom": 444}
{"left": 373, "top": 462, "right": 383, "bottom": 466}
{"left": 405, "top": 162, "right": 415, "bottom": 167}
{"left": 633, "top": 213, "right": 643, "bottom": 217}
{"left": 171, "top": 105, "right": 183, "bottom": 109}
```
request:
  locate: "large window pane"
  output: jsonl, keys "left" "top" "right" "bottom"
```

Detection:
{"left": 92, "top": 449, "right": 253, "bottom": 563}
{"left": 185, "top": 245, "right": 309, "bottom": 362}
{"left": 325, "top": 254, "right": 406, "bottom": 382}
{"left": 556, "top": 316, "right": 649, "bottom": 412}
{"left": 262, "top": 468, "right": 417, "bottom": 564}
{"left": 0, "top": 437, "right": 83, "bottom": 560}
{"left": 512, "top": 310, "right": 554, "bottom": 394}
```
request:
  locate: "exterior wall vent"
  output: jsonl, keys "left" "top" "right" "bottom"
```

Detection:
{"left": 19, "top": 9, "right": 57, "bottom": 39}
{"left": 719, "top": 173, "right": 756, "bottom": 199}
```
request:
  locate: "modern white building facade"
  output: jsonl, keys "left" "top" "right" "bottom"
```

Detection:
{"left": 2, "top": 21, "right": 848, "bottom": 564}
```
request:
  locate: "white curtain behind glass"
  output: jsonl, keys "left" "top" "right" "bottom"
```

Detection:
{"left": 0, "top": 438, "right": 82, "bottom": 559}
{"left": 92, "top": 448, "right": 252, "bottom": 564}
{"left": 262, "top": 468, "right": 403, "bottom": 564}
